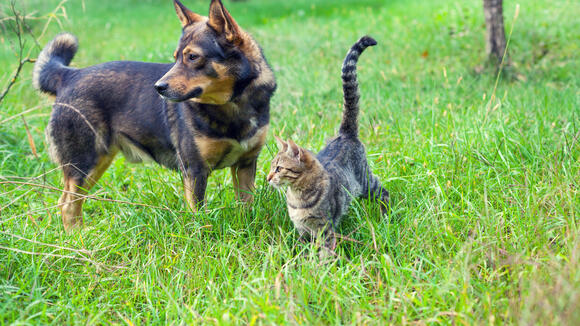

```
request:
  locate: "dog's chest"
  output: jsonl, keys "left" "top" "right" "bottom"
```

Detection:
{"left": 194, "top": 125, "right": 267, "bottom": 169}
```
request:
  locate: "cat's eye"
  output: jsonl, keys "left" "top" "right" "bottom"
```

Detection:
{"left": 275, "top": 167, "right": 280, "bottom": 173}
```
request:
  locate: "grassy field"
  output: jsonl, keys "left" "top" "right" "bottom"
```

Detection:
{"left": 0, "top": 0, "right": 578, "bottom": 324}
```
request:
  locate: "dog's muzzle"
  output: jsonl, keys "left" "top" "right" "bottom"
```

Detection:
{"left": 154, "top": 82, "right": 169, "bottom": 94}
{"left": 185, "top": 87, "right": 203, "bottom": 99}
{"left": 154, "top": 83, "right": 202, "bottom": 102}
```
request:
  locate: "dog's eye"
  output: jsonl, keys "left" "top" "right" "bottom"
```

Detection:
{"left": 188, "top": 53, "right": 200, "bottom": 62}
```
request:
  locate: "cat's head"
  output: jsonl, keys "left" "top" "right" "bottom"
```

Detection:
{"left": 267, "top": 136, "right": 315, "bottom": 189}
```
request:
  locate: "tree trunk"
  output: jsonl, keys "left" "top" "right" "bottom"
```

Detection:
{"left": 483, "top": 0, "right": 507, "bottom": 64}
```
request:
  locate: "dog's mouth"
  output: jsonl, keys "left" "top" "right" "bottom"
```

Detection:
{"left": 185, "top": 87, "right": 203, "bottom": 99}
{"left": 155, "top": 85, "right": 203, "bottom": 102}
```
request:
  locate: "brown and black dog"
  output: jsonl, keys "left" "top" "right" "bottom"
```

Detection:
{"left": 32, "top": 0, "right": 276, "bottom": 230}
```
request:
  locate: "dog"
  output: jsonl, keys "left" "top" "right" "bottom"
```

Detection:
{"left": 32, "top": 0, "right": 276, "bottom": 230}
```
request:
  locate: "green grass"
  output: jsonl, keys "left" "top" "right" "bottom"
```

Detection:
{"left": 1, "top": 0, "right": 578, "bottom": 324}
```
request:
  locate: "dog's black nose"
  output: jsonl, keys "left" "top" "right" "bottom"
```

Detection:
{"left": 154, "top": 82, "right": 168, "bottom": 93}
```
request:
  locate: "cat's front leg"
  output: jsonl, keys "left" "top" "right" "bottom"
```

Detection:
{"left": 298, "top": 219, "right": 337, "bottom": 250}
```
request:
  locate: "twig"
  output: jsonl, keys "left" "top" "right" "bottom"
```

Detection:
{"left": 0, "top": 1, "right": 32, "bottom": 105}
{"left": 333, "top": 232, "right": 364, "bottom": 245}
{"left": 0, "top": 104, "right": 45, "bottom": 125}
{"left": 20, "top": 115, "right": 38, "bottom": 158}
{"left": 0, "top": 188, "right": 33, "bottom": 212}
{"left": 35, "top": 0, "right": 69, "bottom": 46}
{"left": 0, "top": 0, "right": 70, "bottom": 105}
{"left": 53, "top": 102, "right": 109, "bottom": 150}
{"left": 335, "top": 224, "right": 365, "bottom": 247}
{"left": 0, "top": 166, "right": 64, "bottom": 196}
{"left": 0, "top": 58, "right": 32, "bottom": 104}
{"left": 0, "top": 180, "right": 187, "bottom": 213}
{"left": 368, "top": 222, "right": 379, "bottom": 253}
{"left": 0, "top": 230, "right": 92, "bottom": 256}
{"left": 3, "top": 166, "right": 70, "bottom": 181}
{"left": 0, "top": 245, "right": 125, "bottom": 272}
{"left": 0, "top": 12, "right": 39, "bottom": 23}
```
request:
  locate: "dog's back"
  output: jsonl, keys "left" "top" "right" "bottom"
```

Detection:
{"left": 33, "top": 33, "right": 177, "bottom": 170}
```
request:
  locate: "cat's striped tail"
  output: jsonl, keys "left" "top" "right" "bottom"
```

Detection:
{"left": 339, "top": 36, "right": 377, "bottom": 138}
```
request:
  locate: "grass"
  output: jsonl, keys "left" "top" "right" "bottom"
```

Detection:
{"left": 0, "top": 0, "right": 578, "bottom": 324}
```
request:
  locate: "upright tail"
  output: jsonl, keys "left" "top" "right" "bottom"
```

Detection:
{"left": 32, "top": 33, "right": 78, "bottom": 95}
{"left": 338, "top": 35, "right": 377, "bottom": 138}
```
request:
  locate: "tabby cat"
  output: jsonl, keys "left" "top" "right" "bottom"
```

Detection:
{"left": 267, "top": 36, "right": 388, "bottom": 249}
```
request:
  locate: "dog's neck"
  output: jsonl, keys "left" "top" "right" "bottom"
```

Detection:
{"left": 186, "top": 101, "right": 242, "bottom": 118}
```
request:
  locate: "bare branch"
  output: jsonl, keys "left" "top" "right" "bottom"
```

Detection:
{"left": 0, "top": 104, "right": 46, "bottom": 125}
{"left": 0, "top": 230, "right": 93, "bottom": 256}
{"left": 0, "top": 180, "right": 187, "bottom": 213}
{"left": 0, "top": 1, "right": 32, "bottom": 105}
{"left": 0, "top": 245, "right": 126, "bottom": 273}
{"left": 0, "top": 0, "right": 70, "bottom": 105}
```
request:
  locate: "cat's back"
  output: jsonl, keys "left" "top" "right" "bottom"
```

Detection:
{"left": 317, "top": 135, "right": 365, "bottom": 168}
{"left": 317, "top": 135, "right": 367, "bottom": 199}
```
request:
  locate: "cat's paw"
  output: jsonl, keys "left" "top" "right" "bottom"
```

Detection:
{"left": 379, "top": 192, "right": 390, "bottom": 216}
{"left": 318, "top": 246, "right": 338, "bottom": 262}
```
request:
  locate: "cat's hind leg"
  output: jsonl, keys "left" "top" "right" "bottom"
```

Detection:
{"left": 363, "top": 173, "right": 390, "bottom": 214}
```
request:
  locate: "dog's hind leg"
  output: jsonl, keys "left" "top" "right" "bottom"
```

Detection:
{"left": 58, "top": 152, "right": 117, "bottom": 231}
{"left": 48, "top": 101, "right": 115, "bottom": 230}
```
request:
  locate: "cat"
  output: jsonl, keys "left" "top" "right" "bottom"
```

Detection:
{"left": 267, "top": 36, "right": 388, "bottom": 250}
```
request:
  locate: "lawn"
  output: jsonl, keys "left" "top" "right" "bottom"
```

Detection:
{"left": 0, "top": 0, "right": 578, "bottom": 324}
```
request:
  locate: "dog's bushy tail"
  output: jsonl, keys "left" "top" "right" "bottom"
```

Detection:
{"left": 32, "top": 33, "right": 78, "bottom": 95}
{"left": 339, "top": 35, "right": 377, "bottom": 138}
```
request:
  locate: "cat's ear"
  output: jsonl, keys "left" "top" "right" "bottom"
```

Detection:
{"left": 274, "top": 135, "right": 288, "bottom": 152}
{"left": 287, "top": 139, "right": 302, "bottom": 162}
{"left": 299, "top": 148, "right": 313, "bottom": 163}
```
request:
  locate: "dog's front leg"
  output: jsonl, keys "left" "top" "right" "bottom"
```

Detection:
{"left": 231, "top": 157, "right": 257, "bottom": 203}
{"left": 183, "top": 166, "right": 209, "bottom": 213}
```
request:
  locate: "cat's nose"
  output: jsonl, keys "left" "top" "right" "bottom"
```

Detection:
{"left": 266, "top": 173, "right": 273, "bottom": 182}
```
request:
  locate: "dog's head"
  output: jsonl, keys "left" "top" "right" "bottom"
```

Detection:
{"left": 155, "top": 0, "right": 258, "bottom": 104}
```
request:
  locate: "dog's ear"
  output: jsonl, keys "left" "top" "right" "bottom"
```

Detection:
{"left": 207, "top": 0, "right": 243, "bottom": 45}
{"left": 174, "top": 0, "right": 202, "bottom": 27}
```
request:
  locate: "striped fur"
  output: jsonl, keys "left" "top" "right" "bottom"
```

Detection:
{"left": 339, "top": 36, "right": 377, "bottom": 138}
